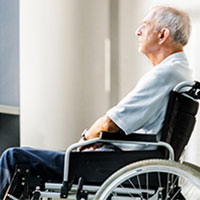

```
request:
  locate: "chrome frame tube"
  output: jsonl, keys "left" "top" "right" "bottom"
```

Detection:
{"left": 63, "top": 138, "right": 101, "bottom": 182}
{"left": 173, "top": 81, "right": 193, "bottom": 92}
{"left": 45, "top": 182, "right": 155, "bottom": 194}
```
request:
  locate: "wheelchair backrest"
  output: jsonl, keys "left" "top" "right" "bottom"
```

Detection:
{"left": 160, "top": 82, "right": 200, "bottom": 160}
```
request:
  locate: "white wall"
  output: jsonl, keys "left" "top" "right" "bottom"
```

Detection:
{"left": 184, "top": 18, "right": 200, "bottom": 165}
{"left": 118, "top": 0, "right": 151, "bottom": 100}
{"left": 20, "top": 0, "right": 109, "bottom": 150}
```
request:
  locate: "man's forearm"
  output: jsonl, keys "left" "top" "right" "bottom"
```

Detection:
{"left": 84, "top": 115, "right": 120, "bottom": 140}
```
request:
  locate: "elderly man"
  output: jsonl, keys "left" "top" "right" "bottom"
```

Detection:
{"left": 0, "top": 5, "right": 193, "bottom": 198}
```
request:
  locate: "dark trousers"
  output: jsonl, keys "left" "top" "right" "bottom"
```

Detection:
{"left": 0, "top": 147, "right": 65, "bottom": 198}
{"left": 0, "top": 144, "right": 120, "bottom": 198}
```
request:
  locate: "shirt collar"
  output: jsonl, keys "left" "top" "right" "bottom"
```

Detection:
{"left": 157, "top": 52, "right": 188, "bottom": 66}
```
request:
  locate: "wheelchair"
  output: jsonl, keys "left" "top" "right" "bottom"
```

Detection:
{"left": 4, "top": 81, "right": 200, "bottom": 200}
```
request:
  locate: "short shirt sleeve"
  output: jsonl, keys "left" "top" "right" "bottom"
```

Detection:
{"left": 106, "top": 68, "right": 169, "bottom": 135}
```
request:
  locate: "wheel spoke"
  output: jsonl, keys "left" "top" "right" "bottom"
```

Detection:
{"left": 157, "top": 172, "right": 163, "bottom": 199}
{"left": 164, "top": 173, "right": 170, "bottom": 200}
{"left": 170, "top": 187, "right": 181, "bottom": 200}
{"left": 136, "top": 175, "right": 144, "bottom": 199}
{"left": 167, "top": 175, "right": 179, "bottom": 199}
{"left": 146, "top": 173, "right": 149, "bottom": 199}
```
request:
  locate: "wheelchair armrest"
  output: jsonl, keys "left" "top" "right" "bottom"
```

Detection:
{"left": 99, "top": 131, "right": 159, "bottom": 143}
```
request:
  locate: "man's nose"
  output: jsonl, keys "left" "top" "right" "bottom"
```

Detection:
{"left": 135, "top": 26, "right": 142, "bottom": 36}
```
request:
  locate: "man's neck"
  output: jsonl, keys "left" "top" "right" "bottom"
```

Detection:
{"left": 147, "top": 47, "right": 184, "bottom": 66}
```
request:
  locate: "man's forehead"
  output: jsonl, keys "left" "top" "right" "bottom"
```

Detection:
{"left": 143, "top": 8, "right": 159, "bottom": 23}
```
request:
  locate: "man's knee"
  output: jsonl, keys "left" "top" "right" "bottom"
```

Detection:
{"left": 2, "top": 147, "right": 20, "bottom": 158}
{"left": 1, "top": 147, "right": 26, "bottom": 168}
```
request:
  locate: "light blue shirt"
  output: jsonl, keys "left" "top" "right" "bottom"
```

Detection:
{"left": 107, "top": 52, "right": 193, "bottom": 150}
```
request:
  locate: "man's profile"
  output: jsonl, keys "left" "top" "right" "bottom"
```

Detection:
{"left": 0, "top": 5, "right": 193, "bottom": 198}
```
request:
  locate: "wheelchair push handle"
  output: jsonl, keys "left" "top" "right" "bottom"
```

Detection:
{"left": 173, "top": 80, "right": 200, "bottom": 99}
{"left": 186, "top": 81, "right": 200, "bottom": 99}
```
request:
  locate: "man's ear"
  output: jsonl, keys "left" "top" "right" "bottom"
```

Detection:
{"left": 158, "top": 28, "right": 170, "bottom": 45}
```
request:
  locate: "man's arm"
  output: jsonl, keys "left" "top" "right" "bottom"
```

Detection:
{"left": 85, "top": 115, "right": 120, "bottom": 140}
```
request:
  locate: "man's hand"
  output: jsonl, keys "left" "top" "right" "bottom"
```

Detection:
{"left": 77, "top": 115, "right": 120, "bottom": 152}
{"left": 77, "top": 130, "right": 103, "bottom": 151}
{"left": 77, "top": 142, "right": 103, "bottom": 152}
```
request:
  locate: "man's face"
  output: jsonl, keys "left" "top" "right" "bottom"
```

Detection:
{"left": 135, "top": 9, "right": 160, "bottom": 55}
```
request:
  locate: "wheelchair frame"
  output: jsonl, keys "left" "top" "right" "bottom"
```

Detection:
{"left": 4, "top": 81, "right": 200, "bottom": 200}
{"left": 35, "top": 136, "right": 174, "bottom": 199}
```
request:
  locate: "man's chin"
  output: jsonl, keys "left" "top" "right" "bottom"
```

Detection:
{"left": 138, "top": 47, "right": 144, "bottom": 53}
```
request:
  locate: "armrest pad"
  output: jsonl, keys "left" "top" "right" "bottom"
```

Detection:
{"left": 100, "top": 131, "right": 159, "bottom": 142}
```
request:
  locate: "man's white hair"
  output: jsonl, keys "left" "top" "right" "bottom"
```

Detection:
{"left": 153, "top": 6, "right": 191, "bottom": 46}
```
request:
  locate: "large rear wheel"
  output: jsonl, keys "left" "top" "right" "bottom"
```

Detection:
{"left": 94, "top": 159, "right": 200, "bottom": 200}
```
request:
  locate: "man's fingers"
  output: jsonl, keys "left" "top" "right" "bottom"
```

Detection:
{"left": 77, "top": 145, "right": 90, "bottom": 152}
{"left": 77, "top": 142, "right": 103, "bottom": 152}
